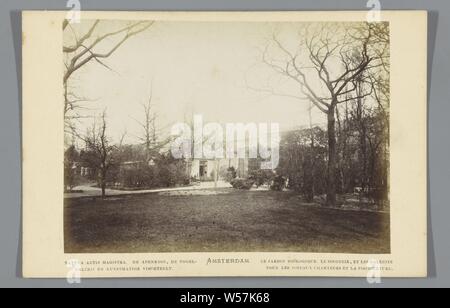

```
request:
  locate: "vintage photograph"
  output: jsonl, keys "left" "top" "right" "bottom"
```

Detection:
{"left": 62, "top": 19, "right": 390, "bottom": 254}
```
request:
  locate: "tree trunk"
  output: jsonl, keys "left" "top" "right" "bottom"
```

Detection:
{"left": 361, "top": 125, "right": 368, "bottom": 197}
{"left": 101, "top": 169, "right": 107, "bottom": 199}
{"left": 326, "top": 105, "right": 337, "bottom": 206}
{"left": 335, "top": 106, "right": 344, "bottom": 194}
{"left": 304, "top": 154, "right": 314, "bottom": 202}
{"left": 305, "top": 103, "right": 315, "bottom": 202}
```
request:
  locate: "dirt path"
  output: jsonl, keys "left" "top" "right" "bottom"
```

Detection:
{"left": 65, "top": 181, "right": 233, "bottom": 198}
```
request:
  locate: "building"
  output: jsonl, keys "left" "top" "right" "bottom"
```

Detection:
{"left": 188, "top": 158, "right": 250, "bottom": 182}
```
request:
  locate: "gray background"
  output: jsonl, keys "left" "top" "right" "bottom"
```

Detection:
{"left": 0, "top": 0, "right": 447, "bottom": 288}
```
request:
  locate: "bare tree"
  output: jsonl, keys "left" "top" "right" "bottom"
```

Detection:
{"left": 119, "top": 129, "right": 128, "bottom": 148}
{"left": 261, "top": 22, "right": 387, "bottom": 206}
{"left": 134, "top": 85, "right": 175, "bottom": 164}
{"left": 139, "top": 90, "right": 158, "bottom": 163}
{"left": 134, "top": 85, "right": 160, "bottom": 164}
{"left": 83, "top": 111, "right": 115, "bottom": 198}
{"left": 335, "top": 100, "right": 352, "bottom": 194}
{"left": 63, "top": 20, "right": 154, "bottom": 130}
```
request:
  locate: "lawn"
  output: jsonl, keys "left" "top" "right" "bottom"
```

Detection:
{"left": 64, "top": 189, "right": 390, "bottom": 254}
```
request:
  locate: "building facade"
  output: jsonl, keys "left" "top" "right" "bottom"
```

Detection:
{"left": 188, "top": 158, "right": 249, "bottom": 182}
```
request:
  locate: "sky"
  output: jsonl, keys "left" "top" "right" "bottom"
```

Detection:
{"left": 64, "top": 20, "right": 340, "bottom": 145}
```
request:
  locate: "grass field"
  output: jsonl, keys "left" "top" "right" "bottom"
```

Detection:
{"left": 64, "top": 189, "right": 390, "bottom": 254}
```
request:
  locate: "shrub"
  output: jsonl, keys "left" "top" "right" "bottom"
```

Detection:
{"left": 64, "top": 146, "right": 81, "bottom": 192}
{"left": 64, "top": 164, "right": 81, "bottom": 192}
{"left": 116, "top": 159, "right": 189, "bottom": 189}
{"left": 223, "top": 167, "right": 237, "bottom": 183}
{"left": 230, "top": 178, "right": 255, "bottom": 190}
{"left": 119, "top": 166, "right": 148, "bottom": 188}
{"left": 248, "top": 169, "right": 275, "bottom": 187}
{"left": 270, "top": 175, "right": 286, "bottom": 191}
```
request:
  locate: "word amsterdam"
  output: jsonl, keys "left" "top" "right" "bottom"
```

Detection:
{"left": 171, "top": 115, "right": 280, "bottom": 169}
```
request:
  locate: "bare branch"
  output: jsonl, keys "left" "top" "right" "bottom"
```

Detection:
{"left": 64, "top": 21, "right": 154, "bottom": 84}
{"left": 63, "top": 20, "right": 100, "bottom": 53}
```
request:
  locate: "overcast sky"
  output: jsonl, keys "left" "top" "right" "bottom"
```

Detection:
{"left": 65, "top": 20, "right": 331, "bottom": 145}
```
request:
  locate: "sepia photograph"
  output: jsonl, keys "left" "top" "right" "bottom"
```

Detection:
{"left": 62, "top": 19, "right": 391, "bottom": 255}
{"left": 0, "top": 0, "right": 446, "bottom": 288}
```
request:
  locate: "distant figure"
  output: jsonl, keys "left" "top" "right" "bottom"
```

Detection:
{"left": 354, "top": 187, "right": 363, "bottom": 194}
